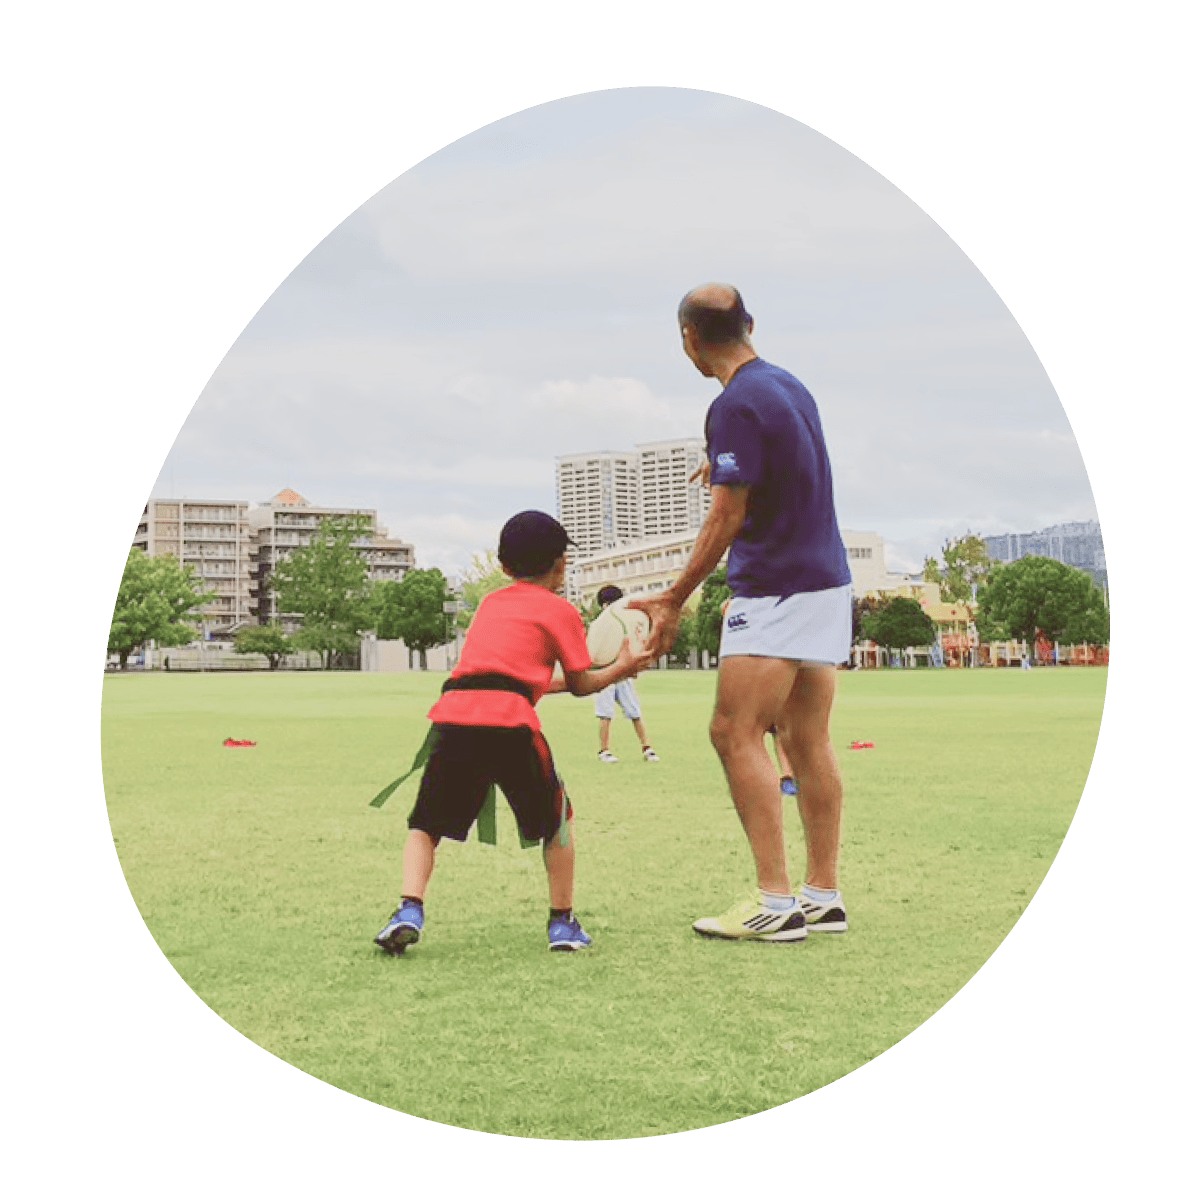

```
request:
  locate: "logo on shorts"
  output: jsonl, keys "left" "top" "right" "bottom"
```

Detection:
{"left": 727, "top": 612, "right": 749, "bottom": 630}
{"left": 716, "top": 452, "right": 737, "bottom": 470}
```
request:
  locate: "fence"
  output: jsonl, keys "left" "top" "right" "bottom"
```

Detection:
{"left": 107, "top": 647, "right": 326, "bottom": 672}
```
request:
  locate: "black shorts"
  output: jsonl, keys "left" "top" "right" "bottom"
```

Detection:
{"left": 407, "top": 724, "right": 572, "bottom": 844}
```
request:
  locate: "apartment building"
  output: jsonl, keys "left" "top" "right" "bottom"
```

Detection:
{"left": 555, "top": 451, "right": 641, "bottom": 556}
{"left": 556, "top": 437, "right": 713, "bottom": 599}
{"left": 249, "top": 489, "right": 415, "bottom": 628}
{"left": 133, "top": 498, "right": 256, "bottom": 638}
{"left": 984, "top": 520, "right": 1107, "bottom": 592}
{"left": 637, "top": 438, "right": 711, "bottom": 538}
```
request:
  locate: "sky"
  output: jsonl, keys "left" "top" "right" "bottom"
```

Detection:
{"left": 152, "top": 87, "right": 1097, "bottom": 578}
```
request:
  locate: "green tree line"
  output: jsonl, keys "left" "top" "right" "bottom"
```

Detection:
{"left": 109, "top": 518, "right": 460, "bottom": 671}
{"left": 109, "top": 522, "right": 1110, "bottom": 673}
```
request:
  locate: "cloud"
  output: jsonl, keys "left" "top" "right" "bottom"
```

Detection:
{"left": 392, "top": 512, "right": 506, "bottom": 576}
{"left": 150, "top": 89, "right": 1099, "bottom": 574}
{"left": 523, "top": 375, "right": 675, "bottom": 452}
{"left": 363, "top": 99, "right": 952, "bottom": 284}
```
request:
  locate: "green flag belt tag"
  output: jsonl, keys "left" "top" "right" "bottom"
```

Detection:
{"left": 368, "top": 728, "right": 567, "bottom": 848}
{"left": 368, "top": 724, "right": 439, "bottom": 809}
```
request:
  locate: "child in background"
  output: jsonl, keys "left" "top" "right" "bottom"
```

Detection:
{"left": 592, "top": 585, "right": 660, "bottom": 764}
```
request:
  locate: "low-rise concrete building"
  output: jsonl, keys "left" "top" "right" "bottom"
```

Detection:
{"left": 842, "top": 530, "right": 919, "bottom": 596}
{"left": 569, "top": 530, "right": 723, "bottom": 610}
{"left": 570, "top": 527, "right": 910, "bottom": 608}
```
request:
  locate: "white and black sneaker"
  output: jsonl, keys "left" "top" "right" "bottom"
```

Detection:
{"left": 693, "top": 897, "right": 808, "bottom": 942}
{"left": 598, "top": 750, "right": 619, "bottom": 764}
{"left": 797, "top": 892, "right": 848, "bottom": 933}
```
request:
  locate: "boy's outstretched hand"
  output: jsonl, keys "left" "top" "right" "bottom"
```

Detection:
{"left": 627, "top": 595, "right": 681, "bottom": 659}
{"left": 615, "top": 635, "right": 658, "bottom": 679}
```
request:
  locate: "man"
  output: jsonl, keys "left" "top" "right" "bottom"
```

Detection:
{"left": 631, "top": 284, "right": 851, "bottom": 943}
{"left": 592, "top": 585, "right": 660, "bottom": 764}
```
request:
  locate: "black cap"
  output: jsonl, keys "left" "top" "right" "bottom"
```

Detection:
{"left": 498, "top": 510, "right": 573, "bottom": 577}
{"left": 597, "top": 585, "right": 624, "bottom": 606}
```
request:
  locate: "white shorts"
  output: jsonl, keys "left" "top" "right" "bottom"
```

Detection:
{"left": 719, "top": 584, "right": 852, "bottom": 665}
{"left": 594, "top": 680, "right": 641, "bottom": 720}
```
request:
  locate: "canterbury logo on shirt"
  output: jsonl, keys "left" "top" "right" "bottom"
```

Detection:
{"left": 716, "top": 452, "right": 737, "bottom": 469}
{"left": 727, "top": 613, "right": 748, "bottom": 630}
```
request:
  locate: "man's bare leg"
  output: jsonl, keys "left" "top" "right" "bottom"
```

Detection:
{"left": 709, "top": 655, "right": 801, "bottom": 894}
{"left": 776, "top": 665, "right": 842, "bottom": 891}
{"left": 598, "top": 718, "right": 612, "bottom": 752}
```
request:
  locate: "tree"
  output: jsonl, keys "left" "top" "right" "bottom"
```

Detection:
{"left": 234, "top": 622, "right": 292, "bottom": 670}
{"left": 975, "top": 556, "right": 1109, "bottom": 648}
{"left": 669, "top": 609, "right": 698, "bottom": 666}
{"left": 270, "top": 516, "right": 374, "bottom": 669}
{"left": 370, "top": 579, "right": 406, "bottom": 641}
{"left": 695, "top": 566, "right": 732, "bottom": 658}
{"left": 109, "top": 548, "right": 213, "bottom": 669}
{"left": 456, "top": 550, "right": 510, "bottom": 629}
{"left": 861, "top": 596, "right": 937, "bottom": 663}
{"left": 579, "top": 595, "right": 604, "bottom": 627}
{"left": 380, "top": 567, "right": 453, "bottom": 669}
{"left": 925, "top": 533, "right": 994, "bottom": 603}
{"left": 851, "top": 594, "right": 885, "bottom": 644}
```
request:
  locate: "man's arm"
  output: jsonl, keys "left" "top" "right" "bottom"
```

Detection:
{"left": 629, "top": 483, "right": 749, "bottom": 656}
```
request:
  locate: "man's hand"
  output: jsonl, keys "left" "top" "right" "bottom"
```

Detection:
{"left": 688, "top": 461, "right": 712, "bottom": 489}
{"left": 628, "top": 483, "right": 746, "bottom": 658}
{"left": 628, "top": 593, "right": 683, "bottom": 658}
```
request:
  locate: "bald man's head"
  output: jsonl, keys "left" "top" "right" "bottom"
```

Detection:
{"left": 678, "top": 283, "right": 753, "bottom": 346}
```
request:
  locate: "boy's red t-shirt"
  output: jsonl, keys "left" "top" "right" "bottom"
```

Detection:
{"left": 427, "top": 582, "right": 592, "bottom": 732}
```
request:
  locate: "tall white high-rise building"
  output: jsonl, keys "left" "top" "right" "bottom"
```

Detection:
{"left": 637, "top": 438, "right": 711, "bottom": 538}
{"left": 555, "top": 438, "right": 711, "bottom": 555}
{"left": 554, "top": 451, "right": 640, "bottom": 556}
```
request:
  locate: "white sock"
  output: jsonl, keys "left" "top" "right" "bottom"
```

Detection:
{"left": 802, "top": 884, "right": 839, "bottom": 904}
{"left": 760, "top": 889, "right": 797, "bottom": 912}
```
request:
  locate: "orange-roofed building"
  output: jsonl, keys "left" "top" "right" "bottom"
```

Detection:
{"left": 249, "top": 490, "right": 415, "bottom": 630}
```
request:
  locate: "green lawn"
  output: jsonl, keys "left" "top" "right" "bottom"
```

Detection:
{"left": 101, "top": 666, "right": 1105, "bottom": 1139}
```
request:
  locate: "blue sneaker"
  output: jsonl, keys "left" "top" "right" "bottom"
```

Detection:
{"left": 548, "top": 913, "right": 593, "bottom": 952}
{"left": 780, "top": 775, "right": 798, "bottom": 797}
{"left": 375, "top": 899, "right": 424, "bottom": 955}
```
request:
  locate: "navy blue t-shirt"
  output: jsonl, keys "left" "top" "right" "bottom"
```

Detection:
{"left": 705, "top": 358, "right": 850, "bottom": 598}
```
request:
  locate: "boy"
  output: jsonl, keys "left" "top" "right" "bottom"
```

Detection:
{"left": 375, "top": 511, "right": 654, "bottom": 956}
{"left": 592, "top": 585, "right": 659, "bottom": 764}
{"left": 768, "top": 726, "right": 798, "bottom": 796}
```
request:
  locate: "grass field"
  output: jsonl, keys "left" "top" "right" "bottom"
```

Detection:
{"left": 101, "top": 666, "right": 1105, "bottom": 1140}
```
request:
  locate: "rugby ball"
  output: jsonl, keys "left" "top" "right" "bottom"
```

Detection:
{"left": 586, "top": 599, "right": 652, "bottom": 668}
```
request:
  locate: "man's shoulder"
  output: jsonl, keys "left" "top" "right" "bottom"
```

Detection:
{"left": 721, "top": 359, "right": 810, "bottom": 406}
